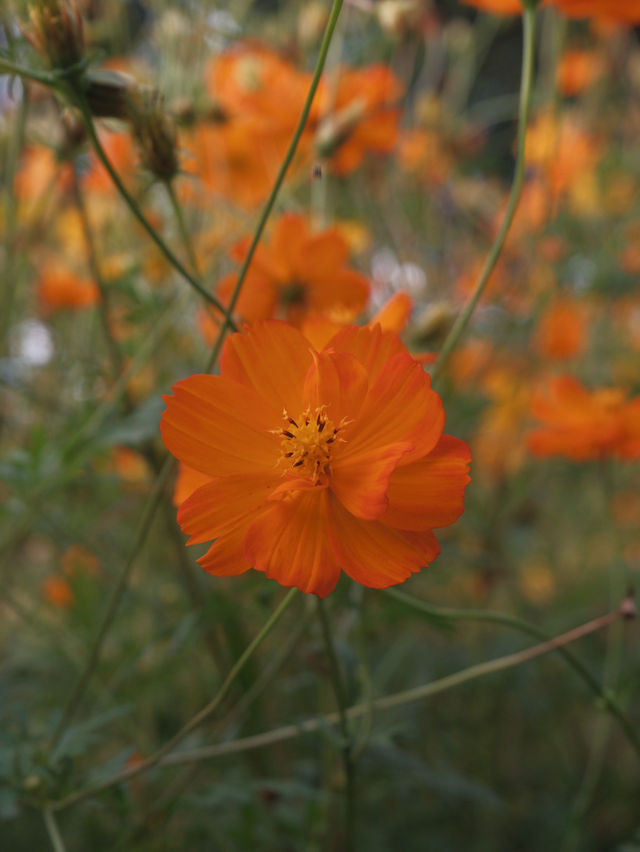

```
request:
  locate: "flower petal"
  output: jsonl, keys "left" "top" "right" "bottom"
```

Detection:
{"left": 326, "top": 324, "right": 407, "bottom": 382}
{"left": 302, "top": 349, "right": 368, "bottom": 425}
{"left": 161, "top": 374, "right": 279, "bottom": 476}
{"left": 198, "top": 526, "right": 251, "bottom": 577}
{"left": 244, "top": 488, "right": 340, "bottom": 597}
{"left": 381, "top": 435, "right": 472, "bottom": 530}
{"left": 331, "top": 442, "right": 412, "bottom": 520}
{"left": 178, "top": 473, "right": 277, "bottom": 544}
{"left": 340, "top": 352, "right": 444, "bottom": 464}
{"left": 221, "top": 320, "right": 313, "bottom": 416}
{"left": 328, "top": 497, "right": 440, "bottom": 589}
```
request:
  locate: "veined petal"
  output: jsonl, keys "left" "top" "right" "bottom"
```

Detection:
{"left": 331, "top": 441, "right": 412, "bottom": 520}
{"left": 382, "top": 435, "right": 472, "bottom": 530}
{"left": 198, "top": 525, "right": 251, "bottom": 577}
{"left": 178, "top": 473, "right": 277, "bottom": 544}
{"left": 302, "top": 349, "right": 368, "bottom": 425}
{"left": 328, "top": 497, "right": 440, "bottom": 589}
{"left": 221, "top": 320, "right": 313, "bottom": 416}
{"left": 244, "top": 488, "right": 340, "bottom": 597}
{"left": 161, "top": 374, "right": 279, "bottom": 476}
{"left": 341, "top": 352, "right": 444, "bottom": 463}
{"left": 326, "top": 324, "right": 407, "bottom": 382}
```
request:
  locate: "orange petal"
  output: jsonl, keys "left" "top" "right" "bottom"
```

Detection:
{"left": 327, "top": 324, "right": 407, "bottom": 382}
{"left": 173, "top": 463, "right": 213, "bottom": 507}
{"left": 302, "top": 349, "right": 369, "bottom": 424}
{"left": 221, "top": 320, "right": 313, "bottom": 416}
{"left": 331, "top": 441, "right": 412, "bottom": 520}
{"left": 198, "top": 525, "right": 251, "bottom": 577}
{"left": 340, "top": 352, "right": 444, "bottom": 464}
{"left": 328, "top": 497, "right": 440, "bottom": 589}
{"left": 382, "top": 435, "right": 472, "bottom": 530}
{"left": 161, "top": 374, "right": 279, "bottom": 476}
{"left": 178, "top": 473, "right": 277, "bottom": 544}
{"left": 370, "top": 291, "right": 412, "bottom": 333}
{"left": 244, "top": 488, "right": 341, "bottom": 597}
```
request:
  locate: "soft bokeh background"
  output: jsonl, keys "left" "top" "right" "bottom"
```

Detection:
{"left": 1, "top": 1, "right": 639, "bottom": 849}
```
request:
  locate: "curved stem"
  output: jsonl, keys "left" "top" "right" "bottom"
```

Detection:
{"left": 164, "top": 179, "right": 200, "bottom": 275}
{"left": 205, "top": 0, "right": 344, "bottom": 372}
{"left": 52, "top": 605, "right": 628, "bottom": 811}
{"left": 43, "top": 805, "right": 67, "bottom": 852}
{"left": 317, "top": 598, "right": 356, "bottom": 851}
{"left": 73, "top": 95, "right": 230, "bottom": 319}
{"left": 0, "top": 55, "right": 54, "bottom": 86}
{"left": 385, "top": 588, "right": 640, "bottom": 759}
{"left": 430, "top": 2, "right": 537, "bottom": 382}
{"left": 52, "top": 588, "right": 298, "bottom": 808}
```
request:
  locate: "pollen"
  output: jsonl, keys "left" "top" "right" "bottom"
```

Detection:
{"left": 276, "top": 407, "right": 344, "bottom": 482}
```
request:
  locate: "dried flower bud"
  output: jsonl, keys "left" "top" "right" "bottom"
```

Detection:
{"left": 413, "top": 301, "right": 456, "bottom": 345}
{"left": 84, "top": 69, "right": 135, "bottom": 120}
{"left": 128, "top": 89, "right": 179, "bottom": 181}
{"left": 26, "top": 0, "right": 85, "bottom": 72}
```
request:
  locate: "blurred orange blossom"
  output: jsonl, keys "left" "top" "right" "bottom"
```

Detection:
{"left": 528, "top": 376, "right": 640, "bottom": 460}
{"left": 161, "top": 321, "right": 471, "bottom": 597}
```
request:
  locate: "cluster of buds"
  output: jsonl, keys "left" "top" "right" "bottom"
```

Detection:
{"left": 25, "top": 0, "right": 85, "bottom": 72}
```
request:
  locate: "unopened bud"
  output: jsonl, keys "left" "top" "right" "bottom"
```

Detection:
{"left": 25, "top": 0, "right": 85, "bottom": 72}
{"left": 128, "top": 89, "right": 179, "bottom": 181}
{"left": 413, "top": 301, "right": 456, "bottom": 344}
{"left": 84, "top": 69, "right": 135, "bottom": 120}
{"left": 315, "top": 100, "right": 366, "bottom": 158}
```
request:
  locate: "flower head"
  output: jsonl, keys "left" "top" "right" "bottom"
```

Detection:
{"left": 162, "top": 321, "right": 471, "bottom": 597}
{"left": 528, "top": 376, "right": 640, "bottom": 461}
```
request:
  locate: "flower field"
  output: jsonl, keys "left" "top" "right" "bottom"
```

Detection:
{"left": 1, "top": 0, "right": 640, "bottom": 849}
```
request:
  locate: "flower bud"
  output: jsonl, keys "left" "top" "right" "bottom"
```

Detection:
{"left": 128, "top": 89, "right": 179, "bottom": 181}
{"left": 26, "top": 0, "right": 85, "bottom": 71}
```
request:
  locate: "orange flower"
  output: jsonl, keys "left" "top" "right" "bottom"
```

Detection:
{"left": 556, "top": 49, "right": 603, "bottom": 96}
{"left": 528, "top": 376, "right": 640, "bottom": 460}
{"left": 459, "top": 0, "right": 523, "bottom": 14}
{"left": 534, "top": 296, "right": 588, "bottom": 360}
{"left": 161, "top": 321, "right": 471, "bottom": 597}
{"left": 315, "top": 65, "right": 403, "bottom": 175}
{"left": 216, "top": 213, "right": 370, "bottom": 327}
{"left": 42, "top": 576, "right": 73, "bottom": 608}
{"left": 550, "top": 0, "right": 640, "bottom": 22}
{"left": 38, "top": 263, "right": 98, "bottom": 310}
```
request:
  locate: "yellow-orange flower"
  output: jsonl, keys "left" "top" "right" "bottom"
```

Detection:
{"left": 460, "top": 0, "right": 523, "bottom": 14}
{"left": 38, "top": 263, "right": 98, "bottom": 310}
{"left": 161, "top": 321, "right": 471, "bottom": 597}
{"left": 216, "top": 213, "right": 370, "bottom": 327}
{"left": 528, "top": 376, "right": 640, "bottom": 460}
{"left": 550, "top": 0, "right": 640, "bottom": 22}
{"left": 534, "top": 296, "right": 588, "bottom": 360}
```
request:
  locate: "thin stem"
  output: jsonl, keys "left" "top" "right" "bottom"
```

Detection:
{"left": 53, "top": 605, "right": 629, "bottom": 811}
{"left": 205, "top": 0, "right": 345, "bottom": 372}
{"left": 430, "top": 2, "right": 537, "bottom": 382}
{"left": 385, "top": 588, "right": 640, "bottom": 759}
{"left": 43, "top": 805, "right": 67, "bottom": 852}
{"left": 49, "top": 456, "right": 175, "bottom": 754}
{"left": 316, "top": 598, "right": 355, "bottom": 850}
{"left": 0, "top": 55, "right": 55, "bottom": 86}
{"left": 53, "top": 588, "right": 298, "bottom": 808}
{"left": 72, "top": 94, "right": 230, "bottom": 319}
{"left": 164, "top": 179, "right": 200, "bottom": 274}
{"left": 71, "top": 165, "right": 129, "bottom": 387}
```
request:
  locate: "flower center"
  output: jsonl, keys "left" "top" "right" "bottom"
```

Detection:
{"left": 276, "top": 407, "right": 342, "bottom": 483}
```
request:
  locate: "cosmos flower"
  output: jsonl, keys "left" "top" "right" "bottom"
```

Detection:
{"left": 161, "top": 321, "right": 471, "bottom": 597}
{"left": 528, "top": 376, "right": 640, "bottom": 460}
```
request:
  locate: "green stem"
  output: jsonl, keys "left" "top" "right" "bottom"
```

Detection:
{"left": 0, "top": 55, "right": 55, "bottom": 86}
{"left": 164, "top": 179, "right": 200, "bottom": 275}
{"left": 204, "top": 0, "right": 344, "bottom": 372}
{"left": 52, "top": 588, "right": 298, "bottom": 808}
{"left": 49, "top": 457, "right": 175, "bottom": 754}
{"left": 43, "top": 805, "right": 67, "bottom": 852}
{"left": 316, "top": 598, "right": 355, "bottom": 851}
{"left": 385, "top": 588, "right": 640, "bottom": 759}
{"left": 430, "top": 2, "right": 537, "bottom": 382}
{"left": 72, "top": 94, "right": 229, "bottom": 319}
{"left": 52, "top": 605, "right": 628, "bottom": 812}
